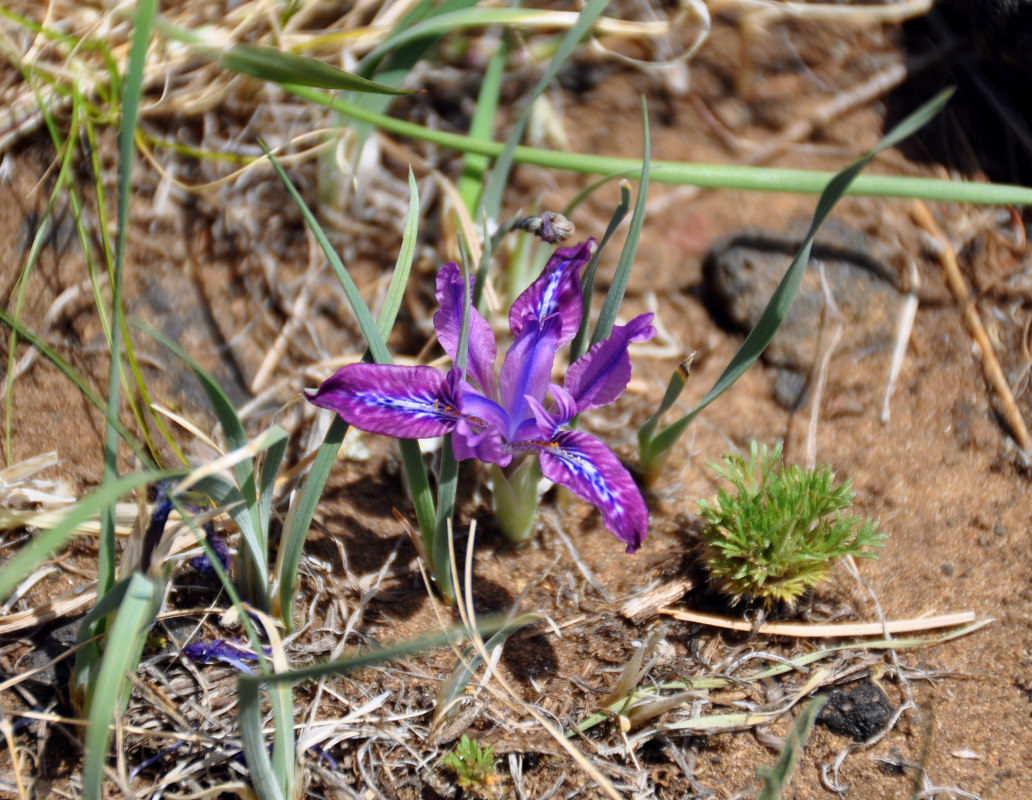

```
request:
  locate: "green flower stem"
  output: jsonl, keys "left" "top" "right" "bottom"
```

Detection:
{"left": 287, "top": 85, "right": 1032, "bottom": 206}
{"left": 490, "top": 458, "right": 542, "bottom": 546}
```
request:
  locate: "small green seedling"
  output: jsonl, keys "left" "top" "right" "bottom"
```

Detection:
{"left": 442, "top": 735, "right": 499, "bottom": 795}
{"left": 696, "top": 442, "right": 884, "bottom": 607}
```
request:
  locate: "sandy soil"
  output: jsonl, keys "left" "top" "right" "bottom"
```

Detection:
{"left": 1, "top": 9, "right": 1031, "bottom": 800}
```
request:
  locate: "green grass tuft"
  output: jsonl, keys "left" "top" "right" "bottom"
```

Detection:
{"left": 442, "top": 734, "right": 499, "bottom": 795}
{"left": 697, "top": 442, "right": 884, "bottom": 608}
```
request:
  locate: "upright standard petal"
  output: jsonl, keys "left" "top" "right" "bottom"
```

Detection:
{"left": 434, "top": 263, "right": 498, "bottom": 399}
{"left": 307, "top": 364, "right": 460, "bottom": 438}
{"left": 508, "top": 239, "right": 593, "bottom": 346}
{"left": 564, "top": 313, "right": 656, "bottom": 413}
{"left": 499, "top": 315, "right": 561, "bottom": 437}
{"left": 526, "top": 430, "right": 648, "bottom": 553}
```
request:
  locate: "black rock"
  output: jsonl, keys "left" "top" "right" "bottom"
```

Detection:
{"left": 818, "top": 681, "right": 895, "bottom": 742}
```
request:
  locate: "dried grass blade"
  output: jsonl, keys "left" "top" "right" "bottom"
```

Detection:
{"left": 0, "top": 469, "right": 183, "bottom": 604}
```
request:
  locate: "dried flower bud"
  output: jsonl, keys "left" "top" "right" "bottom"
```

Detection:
{"left": 515, "top": 211, "right": 574, "bottom": 244}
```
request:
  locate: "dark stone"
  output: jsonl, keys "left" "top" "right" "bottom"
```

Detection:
{"left": 817, "top": 681, "right": 895, "bottom": 742}
{"left": 702, "top": 219, "right": 903, "bottom": 409}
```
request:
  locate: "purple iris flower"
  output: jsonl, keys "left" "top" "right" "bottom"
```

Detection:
{"left": 307, "top": 240, "right": 655, "bottom": 552}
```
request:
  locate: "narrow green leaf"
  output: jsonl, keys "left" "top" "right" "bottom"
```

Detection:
{"left": 562, "top": 170, "right": 642, "bottom": 218}
{"left": 277, "top": 173, "right": 421, "bottom": 627}
{"left": 268, "top": 676, "right": 296, "bottom": 800}
{"left": 238, "top": 678, "right": 287, "bottom": 800}
{"left": 257, "top": 431, "right": 288, "bottom": 545}
{"left": 236, "top": 617, "right": 524, "bottom": 799}
{"left": 81, "top": 573, "right": 160, "bottom": 800}
{"left": 479, "top": 0, "right": 610, "bottom": 221}
{"left": 190, "top": 472, "right": 266, "bottom": 609}
{"left": 637, "top": 360, "right": 690, "bottom": 451}
{"left": 570, "top": 183, "right": 632, "bottom": 362}
{"left": 135, "top": 322, "right": 265, "bottom": 511}
{"left": 345, "top": 0, "right": 478, "bottom": 154}
{"left": 0, "top": 308, "right": 145, "bottom": 462}
{"left": 458, "top": 32, "right": 507, "bottom": 213}
{"left": 757, "top": 696, "right": 829, "bottom": 800}
{"left": 591, "top": 98, "right": 650, "bottom": 347}
{"left": 239, "top": 614, "right": 520, "bottom": 687}
{"left": 378, "top": 170, "right": 421, "bottom": 342}
{"left": 639, "top": 89, "right": 955, "bottom": 474}
{"left": 218, "top": 43, "right": 415, "bottom": 93}
{"left": 360, "top": 8, "right": 549, "bottom": 68}
{"left": 289, "top": 85, "right": 1032, "bottom": 205}
{"left": 0, "top": 469, "right": 182, "bottom": 604}
{"left": 432, "top": 250, "right": 474, "bottom": 602}
{"left": 262, "top": 145, "right": 436, "bottom": 548}
{"left": 99, "top": 0, "right": 156, "bottom": 597}
{"left": 434, "top": 613, "right": 539, "bottom": 728}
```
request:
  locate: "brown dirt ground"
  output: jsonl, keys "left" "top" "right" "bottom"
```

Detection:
{"left": 2, "top": 10, "right": 1032, "bottom": 800}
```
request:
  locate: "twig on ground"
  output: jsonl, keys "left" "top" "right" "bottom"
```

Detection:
{"left": 658, "top": 607, "right": 980, "bottom": 638}
{"left": 910, "top": 200, "right": 1032, "bottom": 452}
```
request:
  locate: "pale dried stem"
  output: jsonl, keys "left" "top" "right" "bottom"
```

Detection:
{"left": 880, "top": 257, "right": 919, "bottom": 422}
{"left": 448, "top": 520, "right": 626, "bottom": 800}
{"left": 804, "top": 261, "right": 844, "bottom": 470}
{"left": 910, "top": 200, "right": 1032, "bottom": 452}
{"left": 659, "top": 606, "right": 980, "bottom": 638}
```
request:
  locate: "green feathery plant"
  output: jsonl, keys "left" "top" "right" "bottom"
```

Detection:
{"left": 696, "top": 442, "right": 884, "bottom": 608}
{"left": 441, "top": 735, "right": 500, "bottom": 795}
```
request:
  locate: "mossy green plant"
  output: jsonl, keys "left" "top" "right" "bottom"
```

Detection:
{"left": 442, "top": 735, "right": 499, "bottom": 796}
{"left": 696, "top": 442, "right": 884, "bottom": 607}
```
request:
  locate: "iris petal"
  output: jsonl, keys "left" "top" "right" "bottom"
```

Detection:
{"left": 499, "top": 315, "right": 561, "bottom": 437}
{"left": 508, "top": 240, "right": 592, "bottom": 346}
{"left": 434, "top": 263, "right": 498, "bottom": 399}
{"left": 564, "top": 313, "right": 656, "bottom": 413}
{"left": 307, "top": 364, "right": 460, "bottom": 438}
{"left": 525, "top": 430, "right": 648, "bottom": 553}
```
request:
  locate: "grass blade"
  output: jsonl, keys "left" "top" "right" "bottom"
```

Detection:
{"left": 433, "top": 613, "right": 539, "bottom": 729}
{"left": 287, "top": 85, "right": 1032, "bottom": 206}
{"left": 591, "top": 98, "right": 650, "bottom": 347}
{"left": 346, "top": 0, "right": 478, "bottom": 152}
{"left": 238, "top": 678, "right": 287, "bottom": 800}
{"left": 479, "top": 0, "right": 610, "bottom": 222}
{"left": 98, "top": 0, "right": 155, "bottom": 597}
{"left": 0, "top": 308, "right": 146, "bottom": 462}
{"left": 638, "top": 88, "right": 955, "bottom": 475}
{"left": 134, "top": 321, "right": 270, "bottom": 604}
{"left": 218, "top": 43, "right": 415, "bottom": 93}
{"left": 0, "top": 469, "right": 182, "bottom": 604}
{"left": 257, "top": 431, "right": 288, "bottom": 546}
{"left": 757, "top": 696, "right": 828, "bottom": 800}
{"left": 570, "top": 183, "right": 632, "bottom": 362}
{"left": 240, "top": 614, "right": 518, "bottom": 687}
{"left": 261, "top": 144, "right": 436, "bottom": 546}
{"left": 377, "top": 170, "right": 421, "bottom": 342}
{"left": 275, "top": 171, "right": 422, "bottom": 626}
{"left": 458, "top": 29, "right": 507, "bottom": 214}
{"left": 81, "top": 573, "right": 160, "bottom": 800}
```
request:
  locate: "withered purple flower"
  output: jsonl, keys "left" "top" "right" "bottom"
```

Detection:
{"left": 182, "top": 639, "right": 270, "bottom": 675}
{"left": 308, "top": 240, "right": 654, "bottom": 552}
